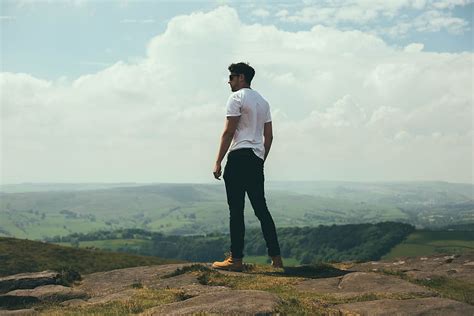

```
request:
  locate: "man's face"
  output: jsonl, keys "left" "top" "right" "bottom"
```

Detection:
{"left": 228, "top": 73, "right": 243, "bottom": 92}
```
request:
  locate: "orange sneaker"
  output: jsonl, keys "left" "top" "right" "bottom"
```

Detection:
{"left": 212, "top": 255, "right": 243, "bottom": 272}
{"left": 271, "top": 255, "right": 284, "bottom": 269}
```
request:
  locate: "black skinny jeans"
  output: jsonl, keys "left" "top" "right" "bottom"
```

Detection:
{"left": 223, "top": 148, "right": 281, "bottom": 259}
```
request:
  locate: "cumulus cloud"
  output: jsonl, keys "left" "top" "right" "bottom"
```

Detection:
{"left": 1, "top": 6, "right": 472, "bottom": 183}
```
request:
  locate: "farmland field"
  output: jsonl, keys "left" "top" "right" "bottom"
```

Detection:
{"left": 383, "top": 230, "right": 474, "bottom": 259}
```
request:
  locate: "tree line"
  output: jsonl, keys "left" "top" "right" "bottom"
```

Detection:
{"left": 46, "top": 222, "right": 415, "bottom": 264}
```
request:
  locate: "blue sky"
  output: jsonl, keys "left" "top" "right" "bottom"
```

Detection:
{"left": 2, "top": 0, "right": 472, "bottom": 80}
{"left": 1, "top": 1, "right": 473, "bottom": 184}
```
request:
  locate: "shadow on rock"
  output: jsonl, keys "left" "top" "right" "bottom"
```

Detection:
{"left": 279, "top": 264, "right": 349, "bottom": 279}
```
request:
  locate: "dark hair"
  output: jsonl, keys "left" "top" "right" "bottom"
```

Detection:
{"left": 228, "top": 62, "right": 255, "bottom": 85}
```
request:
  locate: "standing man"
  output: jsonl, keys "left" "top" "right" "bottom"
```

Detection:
{"left": 212, "top": 62, "right": 283, "bottom": 271}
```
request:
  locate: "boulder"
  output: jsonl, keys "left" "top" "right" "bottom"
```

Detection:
{"left": 350, "top": 253, "right": 474, "bottom": 282}
{"left": 143, "top": 290, "right": 280, "bottom": 315}
{"left": 1, "top": 285, "right": 87, "bottom": 306}
{"left": 0, "top": 271, "right": 60, "bottom": 294}
{"left": 78, "top": 263, "right": 191, "bottom": 298}
{"left": 0, "top": 309, "right": 38, "bottom": 316}
{"left": 60, "top": 298, "right": 89, "bottom": 307}
{"left": 335, "top": 297, "right": 474, "bottom": 315}
{"left": 296, "top": 272, "right": 432, "bottom": 297}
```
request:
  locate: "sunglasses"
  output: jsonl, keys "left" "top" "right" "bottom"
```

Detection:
{"left": 229, "top": 74, "right": 240, "bottom": 81}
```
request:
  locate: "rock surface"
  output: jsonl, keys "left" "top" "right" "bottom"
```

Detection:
{"left": 0, "top": 271, "right": 60, "bottom": 294}
{"left": 1, "top": 254, "right": 473, "bottom": 315}
{"left": 296, "top": 271, "right": 432, "bottom": 297}
{"left": 335, "top": 297, "right": 474, "bottom": 315}
{"left": 142, "top": 290, "right": 281, "bottom": 315}
{"left": 350, "top": 253, "right": 474, "bottom": 282}
{"left": 78, "top": 264, "right": 191, "bottom": 298}
{"left": 2, "top": 285, "right": 88, "bottom": 302}
{"left": 0, "top": 309, "right": 38, "bottom": 315}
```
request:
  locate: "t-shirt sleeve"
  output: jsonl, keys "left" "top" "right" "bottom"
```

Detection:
{"left": 226, "top": 92, "right": 242, "bottom": 117}
{"left": 265, "top": 105, "right": 272, "bottom": 123}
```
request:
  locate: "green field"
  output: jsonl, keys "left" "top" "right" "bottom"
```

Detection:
{"left": 6, "top": 181, "right": 467, "bottom": 240}
{"left": 383, "top": 230, "right": 474, "bottom": 259}
{"left": 57, "top": 238, "right": 152, "bottom": 252}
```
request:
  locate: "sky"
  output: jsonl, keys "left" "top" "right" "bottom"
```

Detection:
{"left": 1, "top": 0, "right": 473, "bottom": 184}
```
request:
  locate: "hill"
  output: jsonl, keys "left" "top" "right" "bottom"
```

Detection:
{"left": 1, "top": 181, "right": 472, "bottom": 240}
{"left": 0, "top": 237, "right": 182, "bottom": 277}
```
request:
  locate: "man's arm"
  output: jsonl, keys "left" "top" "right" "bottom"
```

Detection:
{"left": 213, "top": 116, "right": 240, "bottom": 180}
{"left": 263, "top": 121, "right": 273, "bottom": 162}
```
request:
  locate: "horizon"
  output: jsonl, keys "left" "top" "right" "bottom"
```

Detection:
{"left": 2, "top": 179, "right": 473, "bottom": 186}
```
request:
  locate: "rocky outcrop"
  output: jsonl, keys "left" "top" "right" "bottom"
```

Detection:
{"left": 143, "top": 290, "right": 280, "bottom": 315}
{"left": 0, "top": 309, "right": 38, "bottom": 315}
{"left": 3, "top": 285, "right": 87, "bottom": 303}
{"left": 296, "top": 271, "right": 432, "bottom": 297}
{"left": 0, "top": 254, "right": 473, "bottom": 315}
{"left": 335, "top": 297, "right": 474, "bottom": 315}
{"left": 350, "top": 253, "right": 474, "bottom": 282}
{"left": 0, "top": 271, "right": 60, "bottom": 294}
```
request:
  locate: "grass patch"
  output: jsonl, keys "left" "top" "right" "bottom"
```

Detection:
{"left": 0, "top": 237, "right": 182, "bottom": 277}
{"left": 192, "top": 264, "right": 433, "bottom": 314}
{"left": 38, "top": 287, "right": 189, "bottom": 315}
{"left": 415, "top": 277, "right": 474, "bottom": 305}
{"left": 383, "top": 231, "right": 474, "bottom": 260}
{"left": 380, "top": 269, "right": 474, "bottom": 305}
{"left": 161, "top": 264, "right": 211, "bottom": 278}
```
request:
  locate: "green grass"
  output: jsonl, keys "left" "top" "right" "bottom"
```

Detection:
{"left": 0, "top": 237, "right": 183, "bottom": 277}
{"left": 38, "top": 288, "right": 186, "bottom": 316}
{"left": 383, "top": 230, "right": 474, "bottom": 259}
{"left": 381, "top": 269, "right": 474, "bottom": 305}
{"left": 160, "top": 263, "right": 435, "bottom": 315}
{"left": 0, "top": 183, "right": 419, "bottom": 240}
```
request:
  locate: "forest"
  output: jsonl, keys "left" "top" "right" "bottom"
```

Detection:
{"left": 47, "top": 222, "right": 415, "bottom": 263}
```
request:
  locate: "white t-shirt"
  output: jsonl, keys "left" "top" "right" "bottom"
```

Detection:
{"left": 226, "top": 88, "right": 272, "bottom": 160}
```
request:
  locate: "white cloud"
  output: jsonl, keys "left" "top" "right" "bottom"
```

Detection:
{"left": 385, "top": 9, "right": 470, "bottom": 36}
{"left": 1, "top": 6, "right": 472, "bottom": 183}
{"left": 413, "top": 10, "right": 470, "bottom": 34}
{"left": 277, "top": 1, "right": 416, "bottom": 25}
{"left": 404, "top": 43, "right": 424, "bottom": 52}
{"left": 431, "top": 0, "right": 473, "bottom": 9}
{"left": 276, "top": 1, "right": 471, "bottom": 37}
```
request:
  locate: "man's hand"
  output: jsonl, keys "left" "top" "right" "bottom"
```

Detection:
{"left": 213, "top": 116, "right": 240, "bottom": 181}
{"left": 213, "top": 162, "right": 222, "bottom": 180}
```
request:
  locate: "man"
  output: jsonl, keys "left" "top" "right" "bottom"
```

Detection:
{"left": 212, "top": 62, "right": 283, "bottom": 271}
